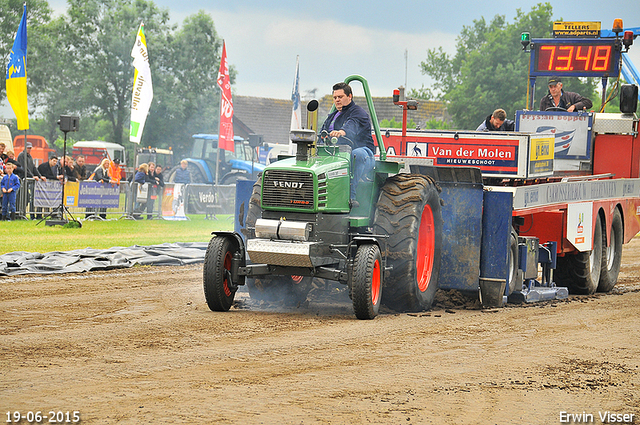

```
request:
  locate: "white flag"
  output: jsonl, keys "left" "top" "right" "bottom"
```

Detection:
{"left": 290, "top": 56, "right": 301, "bottom": 131}
{"left": 130, "top": 22, "right": 153, "bottom": 144}
{"left": 289, "top": 56, "right": 301, "bottom": 154}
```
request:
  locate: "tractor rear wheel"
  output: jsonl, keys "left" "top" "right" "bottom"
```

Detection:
{"left": 598, "top": 208, "right": 623, "bottom": 292}
{"left": 203, "top": 236, "right": 237, "bottom": 311}
{"left": 555, "top": 213, "right": 603, "bottom": 295}
{"left": 373, "top": 174, "right": 443, "bottom": 312}
{"left": 351, "top": 244, "right": 382, "bottom": 320}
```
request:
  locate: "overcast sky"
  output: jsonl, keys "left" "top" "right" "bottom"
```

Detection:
{"left": 150, "top": 0, "right": 640, "bottom": 99}
{"left": 3, "top": 0, "right": 640, "bottom": 118}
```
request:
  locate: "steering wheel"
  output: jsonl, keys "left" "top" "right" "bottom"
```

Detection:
{"left": 319, "top": 130, "right": 355, "bottom": 148}
{"left": 318, "top": 130, "right": 330, "bottom": 145}
{"left": 336, "top": 135, "right": 355, "bottom": 148}
{"left": 545, "top": 106, "right": 567, "bottom": 112}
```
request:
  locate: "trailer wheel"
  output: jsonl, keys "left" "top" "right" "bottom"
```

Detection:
{"left": 373, "top": 174, "right": 443, "bottom": 312}
{"left": 351, "top": 244, "right": 382, "bottom": 320}
{"left": 203, "top": 236, "right": 237, "bottom": 311}
{"left": 555, "top": 213, "right": 603, "bottom": 295}
{"left": 247, "top": 276, "right": 312, "bottom": 306}
{"left": 598, "top": 209, "right": 623, "bottom": 292}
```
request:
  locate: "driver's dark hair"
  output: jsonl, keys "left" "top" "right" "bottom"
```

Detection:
{"left": 333, "top": 82, "right": 352, "bottom": 96}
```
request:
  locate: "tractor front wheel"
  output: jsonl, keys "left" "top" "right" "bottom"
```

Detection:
{"left": 203, "top": 236, "right": 237, "bottom": 311}
{"left": 351, "top": 244, "right": 382, "bottom": 320}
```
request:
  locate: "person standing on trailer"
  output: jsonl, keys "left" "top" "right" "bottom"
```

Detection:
{"left": 476, "top": 108, "right": 515, "bottom": 131}
{"left": 540, "top": 77, "right": 593, "bottom": 112}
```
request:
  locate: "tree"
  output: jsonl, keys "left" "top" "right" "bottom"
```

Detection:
{"left": 58, "top": 0, "right": 174, "bottom": 147}
{"left": 144, "top": 11, "right": 233, "bottom": 156}
{"left": 418, "top": 3, "right": 598, "bottom": 129}
{"left": 27, "top": 2, "right": 228, "bottom": 159}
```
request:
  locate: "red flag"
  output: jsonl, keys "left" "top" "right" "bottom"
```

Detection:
{"left": 217, "top": 41, "right": 234, "bottom": 152}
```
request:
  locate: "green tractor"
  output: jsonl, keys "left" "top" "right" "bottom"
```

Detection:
{"left": 203, "top": 75, "right": 443, "bottom": 319}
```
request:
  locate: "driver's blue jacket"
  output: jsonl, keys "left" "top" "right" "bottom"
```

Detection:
{"left": 320, "top": 101, "right": 375, "bottom": 153}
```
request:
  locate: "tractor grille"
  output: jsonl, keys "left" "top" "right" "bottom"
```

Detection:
{"left": 262, "top": 170, "right": 315, "bottom": 209}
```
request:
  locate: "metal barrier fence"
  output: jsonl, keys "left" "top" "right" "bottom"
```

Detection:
{"left": 7, "top": 178, "right": 237, "bottom": 220}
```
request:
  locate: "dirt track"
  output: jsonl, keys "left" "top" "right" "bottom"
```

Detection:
{"left": 1, "top": 238, "right": 640, "bottom": 424}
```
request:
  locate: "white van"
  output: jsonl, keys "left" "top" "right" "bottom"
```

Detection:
{"left": 71, "top": 141, "right": 127, "bottom": 168}
{"left": 0, "top": 125, "right": 13, "bottom": 152}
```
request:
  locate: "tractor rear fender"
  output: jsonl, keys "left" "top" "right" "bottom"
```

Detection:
{"left": 211, "top": 231, "right": 246, "bottom": 285}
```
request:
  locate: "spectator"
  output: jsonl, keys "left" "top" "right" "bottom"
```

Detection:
{"left": 90, "top": 158, "right": 112, "bottom": 219}
{"left": 174, "top": 160, "right": 191, "bottom": 184}
{"left": 91, "top": 158, "right": 112, "bottom": 183}
{"left": 17, "top": 142, "right": 44, "bottom": 181}
{"left": 36, "top": 155, "right": 63, "bottom": 219}
{"left": 74, "top": 155, "right": 88, "bottom": 181}
{"left": 133, "top": 163, "right": 151, "bottom": 220}
{"left": 151, "top": 164, "right": 165, "bottom": 218}
{"left": 0, "top": 142, "right": 7, "bottom": 162}
{"left": 1, "top": 162, "right": 21, "bottom": 221}
{"left": 4, "top": 151, "right": 24, "bottom": 179}
{"left": 476, "top": 109, "right": 515, "bottom": 132}
{"left": 109, "top": 158, "right": 122, "bottom": 184}
{"left": 38, "top": 155, "right": 64, "bottom": 181}
{"left": 63, "top": 156, "right": 77, "bottom": 182}
{"left": 17, "top": 143, "right": 43, "bottom": 219}
{"left": 146, "top": 162, "right": 158, "bottom": 219}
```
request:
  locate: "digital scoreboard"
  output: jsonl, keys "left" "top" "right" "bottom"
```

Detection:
{"left": 530, "top": 38, "right": 621, "bottom": 77}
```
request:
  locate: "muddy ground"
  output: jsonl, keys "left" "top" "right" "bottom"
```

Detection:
{"left": 1, "top": 237, "right": 639, "bottom": 425}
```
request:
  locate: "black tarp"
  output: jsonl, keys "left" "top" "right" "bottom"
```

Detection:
{"left": 0, "top": 242, "right": 207, "bottom": 276}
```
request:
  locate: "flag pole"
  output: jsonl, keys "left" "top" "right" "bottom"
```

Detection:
{"left": 216, "top": 91, "right": 222, "bottom": 187}
{"left": 215, "top": 40, "right": 225, "bottom": 188}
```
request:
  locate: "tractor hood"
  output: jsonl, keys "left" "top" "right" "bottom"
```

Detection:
{"left": 260, "top": 151, "right": 351, "bottom": 213}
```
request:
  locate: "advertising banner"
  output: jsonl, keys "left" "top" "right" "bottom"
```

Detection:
{"left": 77, "top": 181, "right": 120, "bottom": 209}
{"left": 64, "top": 181, "right": 80, "bottom": 207}
{"left": 516, "top": 111, "right": 593, "bottom": 160}
{"left": 34, "top": 180, "right": 62, "bottom": 208}
{"left": 403, "top": 134, "right": 525, "bottom": 177}
{"left": 185, "top": 184, "right": 218, "bottom": 215}
{"left": 161, "top": 183, "right": 187, "bottom": 220}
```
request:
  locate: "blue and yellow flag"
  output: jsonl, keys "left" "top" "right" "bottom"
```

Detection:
{"left": 6, "top": 4, "right": 29, "bottom": 130}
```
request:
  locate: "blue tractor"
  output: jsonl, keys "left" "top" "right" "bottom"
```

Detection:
{"left": 168, "top": 134, "right": 265, "bottom": 185}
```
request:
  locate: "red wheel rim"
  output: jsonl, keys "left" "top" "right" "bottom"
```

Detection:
{"left": 372, "top": 258, "right": 381, "bottom": 305}
{"left": 416, "top": 204, "right": 435, "bottom": 292}
{"left": 223, "top": 251, "right": 232, "bottom": 297}
{"left": 292, "top": 275, "right": 303, "bottom": 284}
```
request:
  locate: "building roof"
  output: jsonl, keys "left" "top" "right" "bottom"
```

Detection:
{"left": 233, "top": 95, "right": 447, "bottom": 145}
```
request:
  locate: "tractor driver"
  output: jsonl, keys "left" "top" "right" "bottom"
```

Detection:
{"left": 321, "top": 82, "right": 375, "bottom": 208}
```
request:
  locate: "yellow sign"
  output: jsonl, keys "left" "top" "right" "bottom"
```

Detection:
{"left": 529, "top": 135, "right": 554, "bottom": 176}
{"left": 63, "top": 181, "right": 80, "bottom": 207}
{"left": 553, "top": 21, "right": 601, "bottom": 38}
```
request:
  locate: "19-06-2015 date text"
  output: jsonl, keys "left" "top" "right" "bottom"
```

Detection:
{"left": 6, "top": 411, "right": 80, "bottom": 423}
